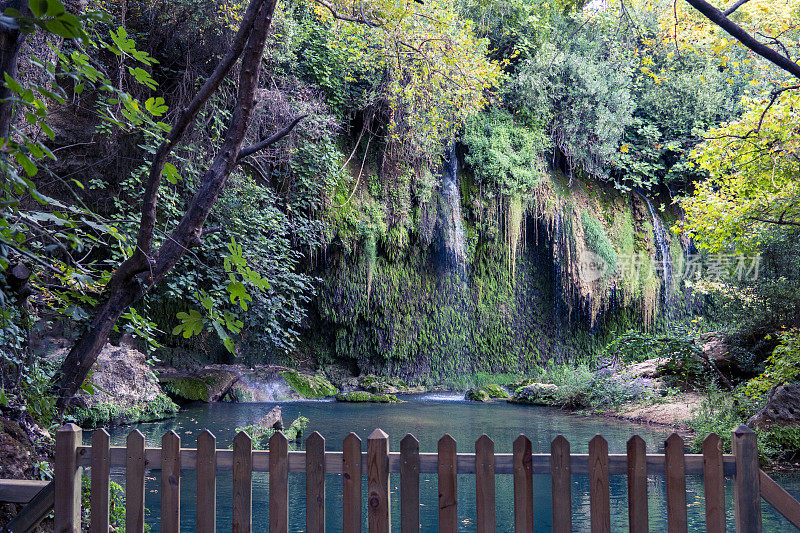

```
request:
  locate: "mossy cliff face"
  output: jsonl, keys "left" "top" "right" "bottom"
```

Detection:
{"left": 311, "top": 169, "right": 686, "bottom": 381}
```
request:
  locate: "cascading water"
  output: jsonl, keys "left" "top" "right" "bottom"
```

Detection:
{"left": 639, "top": 193, "right": 673, "bottom": 309}
{"left": 438, "top": 143, "right": 467, "bottom": 270}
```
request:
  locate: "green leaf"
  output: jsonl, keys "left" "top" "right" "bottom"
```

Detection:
{"left": 172, "top": 309, "right": 204, "bottom": 338}
{"left": 162, "top": 162, "right": 180, "bottom": 184}
{"left": 14, "top": 152, "right": 37, "bottom": 177}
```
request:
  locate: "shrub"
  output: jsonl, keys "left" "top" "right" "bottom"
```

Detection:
{"left": 335, "top": 392, "right": 400, "bottom": 403}
{"left": 743, "top": 328, "right": 800, "bottom": 400}
{"left": 237, "top": 416, "right": 310, "bottom": 449}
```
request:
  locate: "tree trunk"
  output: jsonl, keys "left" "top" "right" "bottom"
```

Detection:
{"left": 54, "top": 0, "right": 278, "bottom": 411}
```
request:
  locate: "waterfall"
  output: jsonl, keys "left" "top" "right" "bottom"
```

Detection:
{"left": 639, "top": 194, "right": 673, "bottom": 309}
{"left": 439, "top": 143, "right": 467, "bottom": 270}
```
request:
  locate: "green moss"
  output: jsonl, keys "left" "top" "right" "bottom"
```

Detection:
{"left": 465, "top": 388, "right": 490, "bottom": 401}
{"left": 281, "top": 371, "right": 338, "bottom": 398}
{"left": 236, "top": 416, "right": 310, "bottom": 449}
{"left": 483, "top": 383, "right": 510, "bottom": 398}
{"left": 162, "top": 377, "right": 212, "bottom": 402}
{"left": 335, "top": 391, "right": 400, "bottom": 403}
{"left": 73, "top": 394, "right": 179, "bottom": 428}
{"left": 581, "top": 210, "right": 618, "bottom": 276}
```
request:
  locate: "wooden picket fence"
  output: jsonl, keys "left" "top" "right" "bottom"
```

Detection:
{"left": 48, "top": 423, "right": 800, "bottom": 532}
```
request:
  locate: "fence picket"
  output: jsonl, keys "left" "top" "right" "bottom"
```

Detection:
{"left": 232, "top": 431, "right": 252, "bottom": 533}
{"left": 161, "top": 431, "right": 181, "bottom": 533}
{"left": 475, "top": 435, "right": 496, "bottom": 533}
{"left": 197, "top": 430, "right": 217, "bottom": 533}
{"left": 306, "top": 432, "right": 326, "bottom": 533}
{"left": 438, "top": 434, "right": 458, "bottom": 533}
{"left": 589, "top": 435, "right": 610, "bottom": 533}
{"left": 400, "top": 434, "right": 420, "bottom": 533}
{"left": 90, "top": 429, "right": 110, "bottom": 533}
{"left": 733, "top": 425, "right": 762, "bottom": 533}
{"left": 125, "top": 430, "right": 146, "bottom": 533}
{"left": 550, "top": 435, "right": 571, "bottom": 533}
{"left": 626, "top": 435, "right": 647, "bottom": 533}
{"left": 512, "top": 434, "right": 533, "bottom": 533}
{"left": 368, "top": 429, "right": 390, "bottom": 533}
{"left": 55, "top": 424, "right": 82, "bottom": 533}
{"left": 665, "top": 433, "right": 687, "bottom": 533}
{"left": 270, "top": 432, "right": 290, "bottom": 533}
{"left": 342, "top": 433, "right": 362, "bottom": 532}
{"left": 702, "top": 433, "right": 725, "bottom": 533}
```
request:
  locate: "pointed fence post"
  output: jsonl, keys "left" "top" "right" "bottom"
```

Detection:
{"left": 475, "top": 435, "right": 496, "bottom": 533}
{"left": 269, "top": 431, "right": 289, "bottom": 533}
{"left": 702, "top": 433, "right": 725, "bottom": 533}
{"left": 368, "top": 429, "right": 390, "bottom": 533}
{"left": 233, "top": 431, "right": 252, "bottom": 533}
{"left": 197, "top": 430, "right": 217, "bottom": 533}
{"left": 550, "top": 435, "right": 571, "bottom": 533}
{"left": 438, "top": 434, "right": 458, "bottom": 533}
{"left": 733, "top": 425, "right": 762, "bottom": 533}
{"left": 626, "top": 435, "right": 648, "bottom": 533}
{"left": 400, "top": 434, "right": 420, "bottom": 533}
{"left": 90, "top": 429, "right": 110, "bottom": 533}
{"left": 306, "top": 431, "right": 326, "bottom": 533}
{"left": 55, "top": 423, "right": 82, "bottom": 532}
{"left": 665, "top": 433, "right": 687, "bottom": 533}
{"left": 161, "top": 430, "right": 181, "bottom": 533}
{"left": 126, "top": 430, "right": 146, "bottom": 533}
{"left": 589, "top": 435, "right": 610, "bottom": 533}
{"left": 343, "top": 432, "right": 363, "bottom": 533}
{"left": 512, "top": 434, "right": 533, "bottom": 533}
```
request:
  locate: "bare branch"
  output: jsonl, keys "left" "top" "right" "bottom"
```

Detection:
{"left": 682, "top": 0, "right": 800, "bottom": 80}
{"left": 723, "top": 0, "right": 751, "bottom": 16}
{"left": 236, "top": 114, "right": 308, "bottom": 162}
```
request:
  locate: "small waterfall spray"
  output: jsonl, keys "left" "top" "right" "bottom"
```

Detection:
{"left": 439, "top": 143, "right": 467, "bottom": 270}
{"left": 639, "top": 193, "right": 673, "bottom": 309}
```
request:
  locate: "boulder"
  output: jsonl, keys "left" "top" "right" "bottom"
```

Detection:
{"left": 159, "top": 366, "right": 240, "bottom": 402}
{"left": 281, "top": 370, "right": 338, "bottom": 398}
{"left": 257, "top": 406, "right": 283, "bottom": 430}
{"left": 509, "top": 383, "right": 559, "bottom": 405}
{"left": 73, "top": 341, "right": 178, "bottom": 427}
{"left": 748, "top": 385, "right": 800, "bottom": 428}
{"left": 483, "top": 384, "right": 510, "bottom": 399}
{"left": 623, "top": 358, "right": 669, "bottom": 379}
{"left": 465, "top": 388, "right": 490, "bottom": 402}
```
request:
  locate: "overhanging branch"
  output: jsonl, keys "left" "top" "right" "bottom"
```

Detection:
{"left": 236, "top": 114, "right": 308, "bottom": 162}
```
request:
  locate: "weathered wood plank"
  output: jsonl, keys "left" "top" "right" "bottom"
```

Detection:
{"left": 589, "top": 435, "right": 610, "bottom": 533}
{"left": 438, "top": 434, "right": 458, "bottom": 533}
{"left": 3, "top": 480, "right": 54, "bottom": 533}
{"left": 55, "top": 424, "right": 82, "bottom": 533}
{"left": 760, "top": 469, "right": 800, "bottom": 529}
{"left": 550, "top": 435, "right": 571, "bottom": 533}
{"left": 367, "top": 429, "right": 390, "bottom": 533}
{"left": 475, "top": 435, "right": 496, "bottom": 533}
{"left": 733, "top": 425, "right": 761, "bottom": 533}
{"left": 702, "top": 433, "right": 725, "bottom": 533}
{"left": 90, "top": 429, "right": 110, "bottom": 533}
{"left": 512, "top": 435, "right": 533, "bottom": 533}
{"left": 125, "top": 430, "right": 146, "bottom": 533}
{"left": 197, "top": 430, "right": 217, "bottom": 533}
{"left": 75, "top": 446, "right": 738, "bottom": 475}
{"left": 0, "top": 479, "right": 50, "bottom": 504}
{"left": 664, "top": 433, "right": 687, "bottom": 533}
{"left": 306, "top": 432, "right": 326, "bottom": 533}
{"left": 161, "top": 431, "right": 181, "bottom": 533}
{"left": 626, "top": 435, "right": 647, "bottom": 533}
{"left": 342, "top": 433, "right": 363, "bottom": 533}
{"left": 269, "top": 432, "right": 289, "bottom": 533}
{"left": 232, "top": 432, "right": 252, "bottom": 533}
{"left": 400, "top": 434, "right": 420, "bottom": 533}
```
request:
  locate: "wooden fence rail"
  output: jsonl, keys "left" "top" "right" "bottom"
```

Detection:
{"left": 44, "top": 423, "right": 800, "bottom": 532}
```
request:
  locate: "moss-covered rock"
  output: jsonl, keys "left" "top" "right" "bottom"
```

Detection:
{"left": 160, "top": 368, "right": 239, "bottom": 403}
{"left": 359, "top": 375, "right": 425, "bottom": 394}
{"left": 236, "top": 416, "right": 309, "bottom": 449}
{"left": 282, "top": 371, "right": 338, "bottom": 398}
{"left": 335, "top": 391, "right": 400, "bottom": 403}
{"left": 465, "top": 388, "right": 490, "bottom": 402}
{"left": 509, "top": 383, "right": 559, "bottom": 406}
{"left": 73, "top": 393, "right": 178, "bottom": 428}
{"left": 483, "top": 384, "right": 510, "bottom": 399}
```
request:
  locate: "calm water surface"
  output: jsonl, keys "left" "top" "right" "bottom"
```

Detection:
{"left": 95, "top": 396, "right": 800, "bottom": 531}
